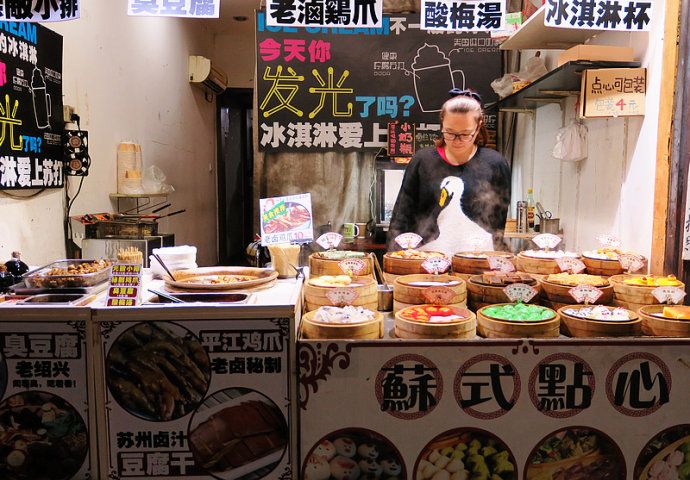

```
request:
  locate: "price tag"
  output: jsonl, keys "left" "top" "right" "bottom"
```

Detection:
{"left": 596, "top": 234, "right": 621, "bottom": 248}
{"left": 487, "top": 256, "right": 516, "bottom": 272}
{"left": 338, "top": 259, "right": 367, "bottom": 276}
{"left": 556, "top": 257, "right": 586, "bottom": 274}
{"left": 423, "top": 286, "right": 456, "bottom": 305}
{"left": 503, "top": 283, "right": 538, "bottom": 303}
{"left": 569, "top": 285, "right": 604, "bottom": 304}
{"left": 107, "top": 264, "right": 142, "bottom": 307}
{"left": 619, "top": 254, "right": 645, "bottom": 273}
{"left": 326, "top": 288, "right": 359, "bottom": 307}
{"left": 395, "top": 232, "right": 423, "bottom": 250}
{"left": 317, "top": 232, "right": 343, "bottom": 250}
{"left": 652, "top": 286, "right": 686, "bottom": 305}
{"left": 421, "top": 256, "right": 451, "bottom": 275}
{"left": 532, "top": 234, "right": 562, "bottom": 250}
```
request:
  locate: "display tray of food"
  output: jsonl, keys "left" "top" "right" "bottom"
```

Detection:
{"left": 309, "top": 251, "right": 373, "bottom": 277}
{"left": 638, "top": 305, "right": 690, "bottom": 337}
{"left": 540, "top": 273, "right": 613, "bottom": 305}
{"left": 304, "top": 275, "right": 377, "bottom": 312}
{"left": 638, "top": 434, "right": 690, "bottom": 480}
{"left": 451, "top": 250, "right": 514, "bottom": 274}
{"left": 383, "top": 249, "right": 447, "bottom": 275}
{"left": 301, "top": 306, "right": 383, "bottom": 339}
{"left": 581, "top": 247, "right": 648, "bottom": 276}
{"left": 516, "top": 250, "right": 580, "bottom": 275}
{"left": 393, "top": 274, "right": 467, "bottom": 313}
{"left": 395, "top": 304, "right": 476, "bottom": 339}
{"left": 558, "top": 305, "right": 641, "bottom": 337}
{"left": 466, "top": 273, "right": 540, "bottom": 310}
{"left": 477, "top": 303, "right": 560, "bottom": 338}
{"left": 165, "top": 267, "right": 279, "bottom": 291}
{"left": 608, "top": 274, "right": 685, "bottom": 310}
{"left": 23, "top": 259, "right": 113, "bottom": 288}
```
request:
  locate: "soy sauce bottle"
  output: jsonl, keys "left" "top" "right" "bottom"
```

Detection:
{"left": 0, "top": 265, "right": 14, "bottom": 292}
{"left": 5, "top": 251, "right": 29, "bottom": 279}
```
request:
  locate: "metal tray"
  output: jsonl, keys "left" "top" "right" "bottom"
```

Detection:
{"left": 23, "top": 259, "right": 112, "bottom": 289}
{"left": 17, "top": 294, "right": 87, "bottom": 305}
{"left": 151, "top": 292, "right": 250, "bottom": 304}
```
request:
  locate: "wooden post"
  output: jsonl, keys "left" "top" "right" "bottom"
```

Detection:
{"left": 651, "top": 0, "right": 682, "bottom": 274}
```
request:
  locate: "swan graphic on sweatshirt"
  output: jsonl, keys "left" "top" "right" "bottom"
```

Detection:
{"left": 419, "top": 176, "right": 494, "bottom": 256}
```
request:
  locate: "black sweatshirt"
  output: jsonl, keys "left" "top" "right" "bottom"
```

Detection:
{"left": 387, "top": 146, "right": 511, "bottom": 253}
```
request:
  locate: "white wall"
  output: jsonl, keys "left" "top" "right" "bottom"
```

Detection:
{"left": 214, "top": 18, "right": 255, "bottom": 88}
{"left": 0, "top": 3, "right": 218, "bottom": 266}
{"left": 510, "top": 4, "right": 665, "bottom": 258}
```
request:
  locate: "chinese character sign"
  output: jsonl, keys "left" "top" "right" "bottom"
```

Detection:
{"left": 544, "top": 0, "right": 652, "bottom": 31}
{"left": 0, "top": 320, "right": 92, "bottom": 478}
{"left": 260, "top": 193, "right": 314, "bottom": 245}
{"left": 256, "top": 12, "right": 501, "bottom": 151}
{"left": 387, "top": 121, "right": 415, "bottom": 156}
{"left": 0, "top": 0, "right": 80, "bottom": 22}
{"left": 580, "top": 67, "right": 646, "bottom": 118}
{"left": 421, "top": 0, "right": 506, "bottom": 31}
{"left": 128, "top": 0, "right": 220, "bottom": 18}
{"left": 0, "top": 22, "right": 63, "bottom": 190}
{"left": 267, "top": 0, "right": 383, "bottom": 28}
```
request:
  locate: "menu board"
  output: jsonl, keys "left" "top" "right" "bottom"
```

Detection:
{"left": 0, "top": 313, "right": 93, "bottom": 479}
{"left": 0, "top": 22, "right": 64, "bottom": 189}
{"left": 256, "top": 12, "right": 501, "bottom": 152}
{"left": 97, "top": 316, "right": 293, "bottom": 479}
{"left": 299, "top": 338, "right": 690, "bottom": 479}
{"left": 260, "top": 193, "right": 314, "bottom": 245}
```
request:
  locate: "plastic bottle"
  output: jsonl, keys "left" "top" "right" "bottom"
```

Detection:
{"left": 526, "top": 188, "right": 535, "bottom": 230}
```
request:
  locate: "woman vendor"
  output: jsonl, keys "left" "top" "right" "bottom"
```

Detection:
{"left": 387, "top": 89, "right": 511, "bottom": 256}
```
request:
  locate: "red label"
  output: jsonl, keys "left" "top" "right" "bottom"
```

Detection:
{"left": 395, "top": 232, "right": 423, "bottom": 250}
{"left": 422, "top": 256, "right": 451, "bottom": 274}
{"left": 423, "top": 286, "right": 456, "bottom": 305}
{"left": 569, "top": 285, "right": 604, "bottom": 304}
{"left": 652, "top": 286, "right": 686, "bottom": 305}
{"left": 503, "top": 283, "right": 538, "bottom": 303}
{"left": 556, "top": 257, "right": 586, "bottom": 274}
{"left": 487, "top": 256, "right": 516, "bottom": 272}
{"left": 338, "top": 259, "right": 367, "bottom": 276}
{"left": 107, "top": 286, "right": 139, "bottom": 299}
{"left": 326, "top": 288, "right": 359, "bottom": 306}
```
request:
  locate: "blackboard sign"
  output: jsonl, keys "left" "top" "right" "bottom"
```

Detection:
{"left": 0, "top": 22, "right": 63, "bottom": 190}
{"left": 256, "top": 12, "right": 501, "bottom": 152}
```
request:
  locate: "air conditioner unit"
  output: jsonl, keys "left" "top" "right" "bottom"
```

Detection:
{"left": 189, "top": 55, "right": 228, "bottom": 95}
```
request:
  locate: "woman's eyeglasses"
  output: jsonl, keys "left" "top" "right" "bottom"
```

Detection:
{"left": 441, "top": 126, "right": 479, "bottom": 142}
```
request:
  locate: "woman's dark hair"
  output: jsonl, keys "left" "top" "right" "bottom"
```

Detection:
{"left": 434, "top": 90, "right": 488, "bottom": 148}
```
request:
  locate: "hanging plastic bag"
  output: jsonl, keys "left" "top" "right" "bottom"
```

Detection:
{"left": 553, "top": 120, "right": 588, "bottom": 162}
{"left": 517, "top": 52, "right": 548, "bottom": 82}
{"left": 491, "top": 74, "right": 518, "bottom": 98}
{"left": 142, "top": 165, "right": 175, "bottom": 194}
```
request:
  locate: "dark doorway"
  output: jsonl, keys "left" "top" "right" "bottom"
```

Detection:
{"left": 217, "top": 88, "right": 254, "bottom": 265}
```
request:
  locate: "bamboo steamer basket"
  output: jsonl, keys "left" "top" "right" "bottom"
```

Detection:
{"left": 582, "top": 254, "right": 649, "bottom": 277}
{"left": 539, "top": 278, "right": 613, "bottom": 305}
{"left": 394, "top": 305, "right": 476, "bottom": 339}
{"left": 383, "top": 251, "right": 447, "bottom": 275}
{"left": 466, "top": 275, "right": 541, "bottom": 310}
{"left": 451, "top": 251, "right": 514, "bottom": 274}
{"left": 304, "top": 276, "right": 377, "bottom": 312}
{"left": 609, "top": 274, "right": 685, "bottom": 306}
{"left": 558, "top": 305, "right": 641, "bottom": 337}
{"left": 308, "top": 252, "right": 373, "bottom": 277}
{"left": 638, "top": 305, "right": 690, "bottom": 337}
{"left": 516, "top": 253, "right": 580, "bottom": 275}
{"left": 477, "top": 304, "right": 560, "bottom": 338}
{"left": 393, "top": 274, "right": 467, "bottom": 313}
{"left": 301, "top": 309, "right": 383, "bottom": 339}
